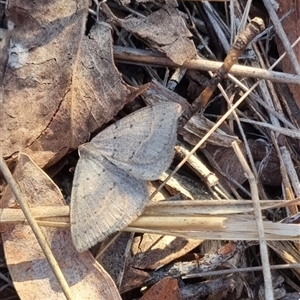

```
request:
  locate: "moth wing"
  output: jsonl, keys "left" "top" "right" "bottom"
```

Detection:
{"left": 91, "top": 102, "right": 182, "bottom": 180}
{"left": 70, "top": 151, "right": 148, "bottom": 252}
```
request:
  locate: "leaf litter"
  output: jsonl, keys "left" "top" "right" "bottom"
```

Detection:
{"left": 1, "top": 0, "right": 300, "bottom": 300}
{"left": 1, "top": 0, "right": 145, "bottom": 167}
{"left": 1, "top": 154, "right": 122, "bottom": 300}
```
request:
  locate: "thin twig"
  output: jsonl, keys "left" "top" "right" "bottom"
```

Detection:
{"left": 183, "top": 263, "right": 300, "bottom": 279}
{"left": 231, "top": 141, "right": 274, "bottom": 300}
{"left": 281, "top": 146, "right": 300, "bottom": 197}
{"left": 113, "top": 46, "right": 300, "bottom": 85}
{"left": 238, "top": 118, "right": 300, "bottom": 139}
{"left": 150, "top": 79, "right": 260, "bottom": 200}
{"left": 181, "top": 18, "right": 264, "bottom": 123}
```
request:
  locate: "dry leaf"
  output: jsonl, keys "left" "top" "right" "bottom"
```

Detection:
{"left": 108, "top": 6, "right": 197, "bottom": 65}
{"left": 120, "top": 266, "right": 151, "bottom": 294}
{"left": 180, "top": 277, "right": 237, "bottom": 299}
{"left": 140, "top": 277, "right": 181, "bottom": 300}
{"left": 1, "top": 154, "right": 121, "bottom": 300}
{"left": 1, "top": 0, "right": 142, "bottom": 167}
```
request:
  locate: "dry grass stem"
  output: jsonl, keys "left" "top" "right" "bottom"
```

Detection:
{"left": 239, "top": 118, "right": 300, "bottom": 139}
{"left": 175, "top": 144, "right": 219, "bottom": 187}
{"left": 231, "top": 141, "right": 274, "bottom": 299}
{"left": 125, "top": 217, "right": 300, "bottom": 241}
{"left": 114, "top": 47, "right": 300, "bottom": 85}
{"left": 2, "top": 199, "right": 299, "bottom": 224}
{"left": 3, "top": 209, "right": 299, "bottom": 242}
{"left": 151, "top": 81, "right": 260, "bottom": 199}
{"left": 281, "top": 147, "right": 300, "bottom": 197}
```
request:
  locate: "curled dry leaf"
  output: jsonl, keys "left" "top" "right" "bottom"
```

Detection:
{"left": 143, "top": 80, "right": 191, "bottom": 111}
{"left": 105, "top": 5, "right": 197, "bottom": 65}
{"left": 1, "top": 153, "right": 121, "bottom": 300}
{"left": 1, "top": 0, "right": 143, "bottom": 167}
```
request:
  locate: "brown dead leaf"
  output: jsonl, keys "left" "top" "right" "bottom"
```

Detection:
{"left": 2, "top": 0, "right": 143, "bottom": 167}
{"left": 276, "top": 1, "right": 300, "bottom": 109}
{"left": 104, "top": 5, "right": 197, "bottom": 65}
{"left": 1, "top": 153, "right": 121, "bottom": 300}
{"left": 120, "top": 266, "right": 151, "bottom": 294}
{"left": 140, "top": 277, "right": 181, "bottom": 300}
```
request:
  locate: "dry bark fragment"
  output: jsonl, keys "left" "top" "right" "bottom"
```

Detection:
{"left": 276, "top": 1, "right": 300, "bottom": 109}
{"left": 132, "top": 234, "right": 202, "bottom": 270}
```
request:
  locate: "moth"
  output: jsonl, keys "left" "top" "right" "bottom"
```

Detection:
{"left": 70, "top": 102, "right": 182, "bottom": 252}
